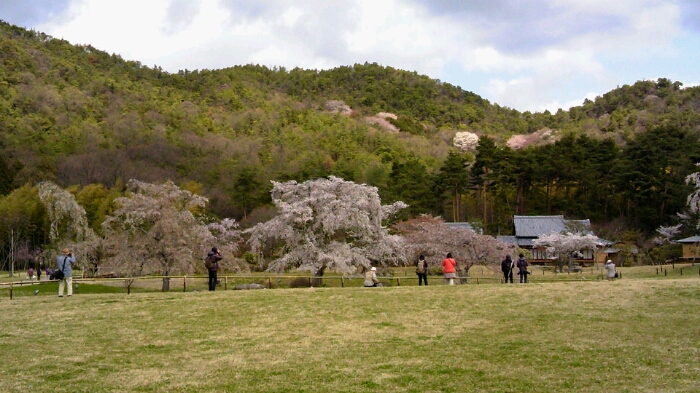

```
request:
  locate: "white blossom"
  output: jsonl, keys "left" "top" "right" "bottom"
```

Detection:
{"left": 102, "top": 180, "right": 244, "bottom": 283}
{"left": 534, "top": 232, "right": 602, "bottom": 271}
{"left": 38, "top": 181, "right": 93, "bottom": 243}
{"left": 686, "top": 164, "right": 700, "bottom": 229}
{"left": 37, "top": 181, "right": 99, "bottom": 267}
{"left": 246, "top": 176, "right": 407, "bottom": 276}
{"left": 453, "top": 132, "right": 479, "bottom": 152}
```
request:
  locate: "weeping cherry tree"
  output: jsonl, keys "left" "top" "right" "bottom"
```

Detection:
{"left": 246, "top": 176, "right": 407, "bottom": 277}
{"left": 102, "top": 180, "right": 242, "bottom": 290}
{"left": 38, "top": 181, "right": 98, "bottom": 268}
{"left": 533, "top": 232, "right": 603, "bottom": 272}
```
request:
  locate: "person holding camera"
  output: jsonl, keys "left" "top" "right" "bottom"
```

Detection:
{"left": 205, "top": 247, "right": 223, "bottom": 291}
{"left": 56, "top": 248, "right": 76, "bottom": 297}
{"left": 516, "top": 253, "right": 529, "bottom": 283}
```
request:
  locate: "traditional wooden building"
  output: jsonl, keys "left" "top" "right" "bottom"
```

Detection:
{"left": 675, "top": 236, "right": 700, "bottom": 259}
{"left": 497, "top": 215, "right": 607, "bottom": 266}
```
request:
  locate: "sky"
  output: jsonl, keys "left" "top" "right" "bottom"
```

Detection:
{"left": 1, "top": 0, "right": 699, "bottom": 113}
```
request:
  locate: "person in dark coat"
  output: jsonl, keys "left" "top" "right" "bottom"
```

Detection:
{"left": 205, "top": 247, "right": 222, "bottom": 291}
{"left": 416, "top": 255, "right": 428, "bottom": 286}
{"left": 516, "top": 253, "right": 529, "bottom": 283}
{"left": 501, "top": 255, "right": 514, "bottom": 283}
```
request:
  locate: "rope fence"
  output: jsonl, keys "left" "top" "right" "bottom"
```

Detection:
{"left": 0, "top": 270, "right": 621, "bottom": 299}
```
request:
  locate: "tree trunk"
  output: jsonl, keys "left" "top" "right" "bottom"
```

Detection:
{"left": 482, "top": 181, "right": 488, "bottom": 226}
{"left": 162, "top": 271, "right": 170, "bottom": 291}
{"left": 312, "top": 265, "right": 325, "bottom": 287}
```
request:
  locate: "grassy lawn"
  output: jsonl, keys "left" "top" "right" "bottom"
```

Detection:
{"left": 2, "top": 272, "right": 700, "bottom": 392}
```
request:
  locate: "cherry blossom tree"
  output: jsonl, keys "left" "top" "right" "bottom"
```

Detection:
{"left": 655, "top": 163, "right": 700, "bottom": 247}
{"left": 453, "top": 131, "right": 479, "bottom": 152}
{"left": 533, "top": 232, "right": 603, "bottom": 272}
{"left": 394, "top": 215, "right": 515, "bottom": 275}
{"left": 246, "top": 176, "right": 407, "bottom": 277}
{"left": 38, "top": 181, "right": 99, "bottom": 268}
{"left": 102, "top": 180, "right": 243, "bottom": 290}
{"left": 38, "top": 181, "right": 94, "bottom": 243}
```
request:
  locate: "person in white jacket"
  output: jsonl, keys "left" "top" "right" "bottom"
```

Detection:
{"left": 364, "top": 267, "right": 379, "bottom": 287}
{"left": 605, "top": 260, "right": 616, "bottom": 281}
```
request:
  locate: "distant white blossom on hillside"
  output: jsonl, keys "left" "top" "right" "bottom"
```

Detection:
{"left": 453, "top": 131, "right": 479, "bottom": 152}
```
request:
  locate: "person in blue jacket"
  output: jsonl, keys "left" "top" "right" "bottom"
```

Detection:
{"left": 56, "top": 248, "right": 76, "bottom": 297}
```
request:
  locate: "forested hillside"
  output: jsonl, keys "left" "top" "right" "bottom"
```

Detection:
{"left": 2, "top": 19, "right": 700, "bottom": 255}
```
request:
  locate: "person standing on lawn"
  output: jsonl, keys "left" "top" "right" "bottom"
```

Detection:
{"left": 501, "top": 255, "right": 514, "bottom": 283}
{"left": 56, "top": 248, "right": 76, "bottom": 297}
{"left": 205, "top": 247, "right": 222, "bottom": 291}
{"left": 442, "top": 252, "right": 457, "bottom": 285}
{"left": 516, "top": 253, "right": 529, "bottom": 283}
{"left": 416, "top": 255, "right": 428, "bottom": 286}
{"left": 605, "top": 259, "right": 616, "bottom": 281}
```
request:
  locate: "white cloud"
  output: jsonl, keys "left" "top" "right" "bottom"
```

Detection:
{"left": 15, "top": 0, "right": 698, "bottom": 112}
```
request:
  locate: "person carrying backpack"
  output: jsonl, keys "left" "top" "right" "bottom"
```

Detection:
{"left": 205, "top": 247, "right": 222, "bottom": 291}
{"left": 416, "top": 255, "right": 428, "bottom": 286}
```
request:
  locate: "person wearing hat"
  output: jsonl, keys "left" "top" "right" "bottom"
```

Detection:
{"left": 364, "top": 266, "right": 380, "bottom": 287}
{"left": 205, "top": 247, "right": 223, "bottom": 291}
{"left": 604, "top": 259, "right": 616, "bottom": 281}
{"left": 57, "top": 248, "right": 76, "bottom": 297}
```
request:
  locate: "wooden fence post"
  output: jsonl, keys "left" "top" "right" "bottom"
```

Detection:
{"left": 9, "top": 283, "right": 13, "bottom": 300}
{"left": 268, "top": 277, "right": 272, "bottom": 289}
{"left": 341, "top": 277, "right": 344, "bottom": 287}
{"left": 397, "top": 277, "right": 400, "bottom": 287}
{"left": 224, "top": 276, "right": 228, "bottom": 290}
{"left": 183, "top": 275, "right": 187, "bottom": 292}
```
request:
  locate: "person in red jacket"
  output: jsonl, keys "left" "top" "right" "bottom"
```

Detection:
{"left": 442, "top": 252, "right": 457, "bottom": 285}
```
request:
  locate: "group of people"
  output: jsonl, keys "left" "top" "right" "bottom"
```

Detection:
{"left": 47, "top": 245, "right": 618, "bottom": 294}
{"left": 364, "top": 252, "right": 460, "bottom": 287}
{"left": 49, "top": 246, "right": 225, "bottom": 297}
{"left": 500, "top": 254, "right": 530, "bottom": 283}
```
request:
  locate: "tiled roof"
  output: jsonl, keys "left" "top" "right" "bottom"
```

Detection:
{"left": 513, "top": 215, "right": 591, "bottom": 237}
{"left": 496, "top": 236, "right": 516, "bottom": 245}
{"left": 446, "top": 222, "right": 474, "bottom": 231}
{"left": 446, "top": 222, "right": 482, "bottom": 234}
{"left": 676, "top": 235, "right": 700, "bottom": 244}
{"left": 514, "top": 215, "right": 566, "bottom": 237}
